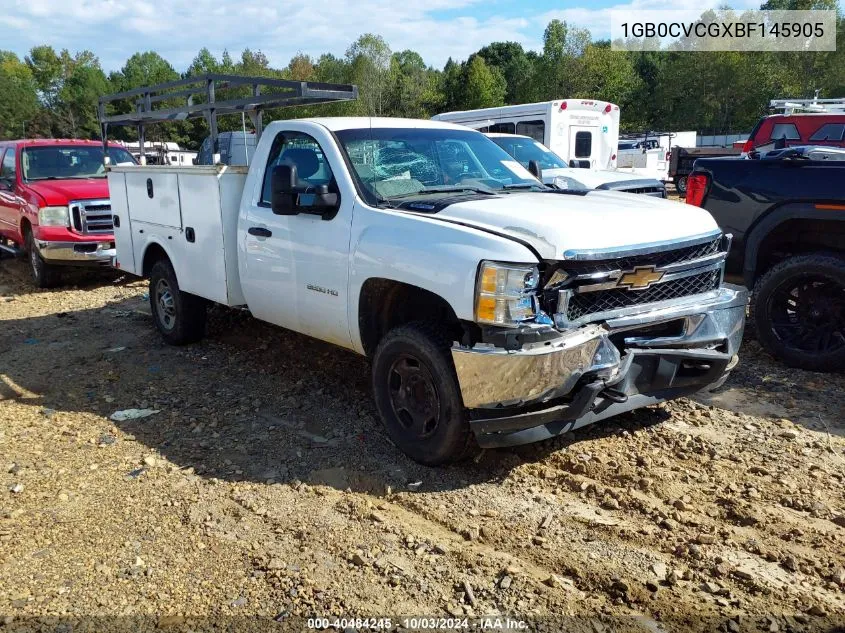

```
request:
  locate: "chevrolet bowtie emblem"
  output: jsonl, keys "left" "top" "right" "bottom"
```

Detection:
{"left": 617, "top": 266, "right": 665, "bottom": 290}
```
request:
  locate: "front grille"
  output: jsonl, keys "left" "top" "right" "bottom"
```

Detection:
{"left": 70, "top": 199, "right": 112, "bottom": 234}
{"left": 565, "top": 268, "right": 721, "bottom": 321}
{"left": 564, "top": 236, "right": 722, "bottom": 276}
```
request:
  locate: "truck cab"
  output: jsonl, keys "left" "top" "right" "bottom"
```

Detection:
{"left": 0, "top": 139, "right": 135, "bottom": 287}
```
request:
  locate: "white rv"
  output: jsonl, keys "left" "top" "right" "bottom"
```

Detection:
{"left": 433, "top": 100, "right": 621, "bottom": 170}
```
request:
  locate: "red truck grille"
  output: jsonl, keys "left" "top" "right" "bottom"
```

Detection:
{"left": 70, "top": 199, "right": 113, "bottom": 235}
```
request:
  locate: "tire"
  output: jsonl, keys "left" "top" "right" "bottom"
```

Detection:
{"left": 371, "top": 321, "right": 474, "bottom": 465}
{"left": 148, "top": 259, "right": 207, "bottom": 345}
{"left": 25, "top": 228, "right": 61, "bottom": 289}
{"left": 676, "top": 175, "right": 688, "bottom": 196}
{"left": 751, "top": 253, "right": 845, "bottom": 372}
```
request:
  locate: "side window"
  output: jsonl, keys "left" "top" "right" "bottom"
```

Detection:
{"left": 809, "top": 123, "right": 845, "bottom": 142}
{"left": 1, "top": 148, "right": 16, "bottom": 181}
{"left": 489, "top": 122, "right": 515, "bottom": 134}
{"left": 516, "top": 120, "right": 545, "bottom": 143}
{"left": 770, "top": 123, "right": 800, "bottom": 141}
{"left": 260, "top": 131, "right": 334, "bottom": 206}
{"left": 574, "top": 131, "right": 592, "bottom": 158}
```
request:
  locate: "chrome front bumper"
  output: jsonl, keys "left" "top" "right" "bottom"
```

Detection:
{"left": 451, "top": 284, "right": 748, "bottom": 447}
{"left": 36, "top": 240, "right": 116, "bottom": 266}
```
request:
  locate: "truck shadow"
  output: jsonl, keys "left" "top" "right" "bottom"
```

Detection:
{"left": 2, "top": 284, "right": 841, "bottom": 496}
{"left": 0, "top": 256, "right": 134, "bottom": 295}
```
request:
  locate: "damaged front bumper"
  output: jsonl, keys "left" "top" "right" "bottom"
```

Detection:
{"left": 451, "top": 284, "right": 747, "bottom": 448}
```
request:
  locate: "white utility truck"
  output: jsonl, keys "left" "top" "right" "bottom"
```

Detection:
{"left": 101, "top": 78, "right": 747, "bottom": 465}
{"left": 486, "top": 133, "right": 666, "bottom": 197}
{"left": 433, "top": 100, "right": 621, "bottom": 170}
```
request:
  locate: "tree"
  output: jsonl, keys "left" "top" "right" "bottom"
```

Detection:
{"left": 388, "top": 50, "right": 440, "bottom": 118}
{"left": 346, "top": 34, "right": 392, "bottom": 115}
{"left": 574, "top": 43, "right": 641, "bottom": 111}
{"left": 463, "top": 55, "right": 506, "bottom": 109}
{"left": 287, "top": 53, "right": 315, "bottom": 80}
{"left": 538, "top": 19, "right": 591, "bottom": 100}
{"left": 0, "top": 52, "right": 39, "bottom": 139}
{"left": 476, "top": 42, "right": 534, "bottom": 104}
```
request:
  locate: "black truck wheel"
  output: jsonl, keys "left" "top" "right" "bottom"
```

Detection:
{"left": 25, "top": 229, "right": 61, "bottom": 289}
{"left": 675, "top": 175, "right": 688, "bottom": 196}
{"left": 752, "top": 253, "right": 845, "bottom": 372}
{"left": 149, "top": 259, "right": 207, "bottom": 345}
{"left": 371, "top": 322, "right": 474, "bottom": 465}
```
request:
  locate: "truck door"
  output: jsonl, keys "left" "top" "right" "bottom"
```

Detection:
{"left": 239, "top": 127, "right": 354, "bottom": 349}
{"left": 570, "top": 127, "right": 597, "bottom": 167}
{"left": 0, "top": 148, "right": 20, "bottom": 236}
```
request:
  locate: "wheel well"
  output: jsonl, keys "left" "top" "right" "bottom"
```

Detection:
{"left": 358, "top": 279, "right": 462, "bottom": 357}
{"left": 142, "top": 243, "right": 170, "bottom": 277}
{"left": 20, "top": 218, "right": 31, "bottom": 239}
{"left": 752, "top": 218, "right": 845, "bottom": 283}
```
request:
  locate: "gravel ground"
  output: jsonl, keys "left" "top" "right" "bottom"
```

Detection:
{"left": 1, "top": 257, "right": 843, "bottom": 633}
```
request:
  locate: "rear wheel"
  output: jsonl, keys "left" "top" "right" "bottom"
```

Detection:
{"left": 675, "top": 175, "right": 688, "bottom": 196}
{"left": 25, "top": 228, "right": 61, "bottom": 289}
{"left": 149, "top": 259, "right": 207, "bottom": 345}
{"left": 371, "top": 322, "right": 473, "bottom": 465}
{"left": 752, "top": 253, "right": 845, "bottom": 372}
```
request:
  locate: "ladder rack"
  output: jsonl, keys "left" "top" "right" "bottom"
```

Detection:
{"left": 769, "top": 97, "right": 845, "bottom": 115}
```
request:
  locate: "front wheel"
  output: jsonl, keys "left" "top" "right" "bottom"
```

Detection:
{"left": 371, "top": 322, "right": 473, "bottom": 465}
{"left": 25, "top": 229, "right": 61, "bottom": 289}
{"left": 752, "top": 253, "right": 845, "bottom": 372}
{"left": 675, "top": 175, "right": 688, "bottom": 196}
{"left": 149, "top": 259, "right": 207, "bottom": 345}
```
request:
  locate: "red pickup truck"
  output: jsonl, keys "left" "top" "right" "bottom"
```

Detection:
{"left": 0, "top": 139, "right": 136, "bottom": 287}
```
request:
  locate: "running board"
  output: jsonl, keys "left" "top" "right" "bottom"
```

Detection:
{"left": 0, "top": 242, "right": 25, "bottom": 258}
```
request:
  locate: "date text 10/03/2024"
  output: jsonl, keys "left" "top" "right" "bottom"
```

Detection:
{"left": 306, "top": 617, "right": 529, "bottom": 630}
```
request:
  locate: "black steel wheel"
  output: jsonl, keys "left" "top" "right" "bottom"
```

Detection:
{"left": 387, "top": 353, "right": 442, "bottom": 440}
{"left": 372, "top": 321, "right": 473, "bottom": 465}
{"left": 753, "top": 254, "right": 845, "bottom": 372}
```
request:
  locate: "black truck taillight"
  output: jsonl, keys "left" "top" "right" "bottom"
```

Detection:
{"left": 686, "top": 173, "right": 710, "bottom": 207}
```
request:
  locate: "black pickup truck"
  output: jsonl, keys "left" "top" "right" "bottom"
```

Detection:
{"left": 688, "top": 147, "right": 845, "bottom": 372}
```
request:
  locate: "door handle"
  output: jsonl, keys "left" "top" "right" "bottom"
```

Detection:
{"left": 248, "top": 227, "right": 272, "bottom": 238}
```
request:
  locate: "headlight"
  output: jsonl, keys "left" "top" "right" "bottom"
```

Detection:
{"left": 38, "top": 206, "right": 69, "bottom": 227}
{"left": 475, "top": 261, "right": 539, "bottom": 327}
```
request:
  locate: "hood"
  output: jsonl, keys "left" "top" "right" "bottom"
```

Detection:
{"left": 25, "top": 179, "right": 110, "bottom": 206}
{"left": 434, "top": 191, "right": 718, "bottom": 260}
{"left": 540, "top": 167, "right": 657, "bottom": 188}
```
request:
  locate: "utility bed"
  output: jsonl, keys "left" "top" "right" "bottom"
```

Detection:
{"left": 108, "top": 164, "right": 248, "bottom": 306}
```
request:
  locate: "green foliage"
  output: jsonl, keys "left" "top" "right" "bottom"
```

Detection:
{"left": 0, "top": 52, "right": 39, "bottom": 139}
{"left": 1, "top": 11, "right": 843, "bottom": 145}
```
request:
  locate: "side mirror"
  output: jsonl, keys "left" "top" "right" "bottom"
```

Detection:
{"left": 0, "top": 180, "right": 11, "bottom": 191}
{"left": 271, "top": 164, "right": 298, "bottom": 215}
{"left": 773, "top": 136, "right": 787, "bottom": 150}
{"left": 271, "top": 164, "right": 340, "bottom": 220}
{"left": 528, "top": 160, "right": 542, "bottom": 180}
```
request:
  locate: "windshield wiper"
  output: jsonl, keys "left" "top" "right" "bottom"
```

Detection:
{"left": 502, "top": 183, "right": 544, "bottom": 190}
{"left": 386, "top": 186, "right": 496, "bottom": 200}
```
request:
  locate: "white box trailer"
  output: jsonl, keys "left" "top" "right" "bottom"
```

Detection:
{"left": 433, "top": 100, "right": 620, "bottom": 170}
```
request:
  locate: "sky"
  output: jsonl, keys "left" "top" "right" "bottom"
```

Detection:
{"left": 0, "top": 0, "right": 770, "bottom": 72}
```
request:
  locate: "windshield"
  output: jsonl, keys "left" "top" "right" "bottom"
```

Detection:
{"left": 334, "top": 127, "right": 543, "bottom": 203}
{"left": 21, "top": 146, "right": 136, "bottom": 181}
{"left": 489, "top": 136, "right": 568, "bottom": 170}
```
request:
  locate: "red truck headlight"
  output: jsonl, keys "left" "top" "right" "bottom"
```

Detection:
{"left": 38, "top": 206, "right": 70, "bottom": 227}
